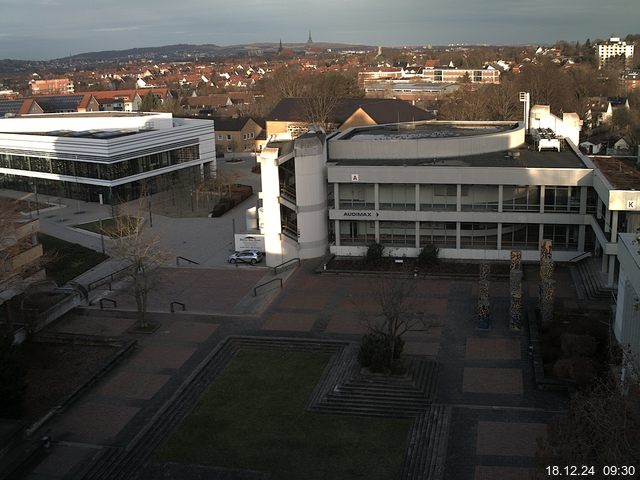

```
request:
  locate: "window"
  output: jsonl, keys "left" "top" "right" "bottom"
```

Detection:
{"left": 543, "top": 225, "right": 578, "bottom": 250}
{"left": 339, "top": 184, "right": 375, "bottom": 209}
{"left": 217, "top": 135, "right": 223, "bottom": 140}
{"left": 340, "top": 220, "right": 375, "bottom": 245}
{"left": 460, "top": 223, "right": 498, "bottom": 249}
{"left": 420, "top": 222, "right": 456, "bottom": 248}
{"left": 501, "top": 224, "right": 539, "bottom": 249}
{"left": 379, "top": 184, "right": 415, "bottom": 210}
{"left": 226, "top": 134, "right": 232, "bottom": 141}
{"left": 420, "top": 184, "right": 456, "bottom": 210}
{"left": 462, "top": 185, "right": 498, "bottom": 211}
{"left": 380, "top": 221, "right": 415, "bottom": 247}
{"left": 502, "top": 185, "right": 540, "bottom": 211}
{"left": 544, "top": 186, "right": 579, "bottom": 212}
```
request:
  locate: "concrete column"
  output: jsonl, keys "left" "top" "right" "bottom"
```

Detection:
{"left": 538, "top": 223, "right": 545, "bottom": 248}
{"left": 415, "top": 221, "right": 420, "bottom": 248}
{"left": 375, "top": 220, "right": 380, "bottom": 243}
{"left": 374, "top": 183, "right": 379, "bottom": 210}
{"left": 539, "top": 186, "right": 545, "bottom": 213}
{"left": 415, "top": 184, "right": 420, "bottom": 211}
{"left": 605, "top": 208, "right": 611, "bottom": 233}
{"left": 497, "top": 223, "right": 503, "bottom": 250}
{"left": 611, "top": 211, "right": 619, "bottom": 241}
{"left": 596, "top": 198, "right": 603, "bottom": 219}
{"left": 579, "top": 186, "right": 587, "bottom": 215}
{"left": 578, "top": 224, "right": 586, "bottom": 251}
{"left": 498, "top": 185, "right": 503, "bottom": 213}
{"left": 334, "top": 220, "right": 340, "bottom": 246}
{"left": 608, "top": 255, "right": 616, "bottom": 287}
{"left": 333, "top": 183, "right": 339, "bottom": 210}
{"left": 456, "top": 184, "right": 462, "bottom": 212}
{"left": 456, "top": 222, "right": 461, "bottom": 249}
{"left": 602, "top": 252, "right": 608, "bottom": 273}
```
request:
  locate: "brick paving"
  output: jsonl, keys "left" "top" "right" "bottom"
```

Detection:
{"left": 476, "top": 421, "right": 547, "bottom": 456}
{"left": 19, "top": 262, "right": 582, "bottom": 479}
{"left": 462, "top": 367, "right": 524, "bottom": 395}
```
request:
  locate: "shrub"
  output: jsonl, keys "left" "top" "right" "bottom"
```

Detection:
{"left": 417, "top": 244, "right": 439, "bottom": 269}
{"left": 365, "top": 242, "right": 385, "bottom": 266}
{"left": 561, "top": 334, "right": 598, "bottom": 357}
{"left": 358, "top": 332, "right": 405, "bottom": 374}
{"left": 0, "top": 336, "right": 26, "bottom": 418}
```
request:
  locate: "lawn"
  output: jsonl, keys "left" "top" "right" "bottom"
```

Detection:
{"left": 156, "top": 350, "right": 411, "bottom": 479}
{"left": 74, "top": 216, "right": 139, "bottom": 237}
{"left": 39, "top": 233, "right": 109, "bottom": 285}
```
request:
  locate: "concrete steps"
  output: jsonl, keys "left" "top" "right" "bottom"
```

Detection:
{"left": 400, "top": 404, "right": 451, "bottom": 480}
{"left": 573, "top": 258, "right": 614, "bottom": 301}
{"left": 307, "top": 348, "right": 440, "bottom": 418}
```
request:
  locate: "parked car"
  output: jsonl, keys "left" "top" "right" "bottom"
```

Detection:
{"left": 228, "top": 250, "right": 263, "bottom": 265}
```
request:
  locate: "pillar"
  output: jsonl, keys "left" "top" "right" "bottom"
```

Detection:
{"left": 333, "top": 183, "right": 339, "bottom": 210}
{"left": 539, "top": 186, "right": 545, "bottom": 213}
{"left": 608, "top": 255, "right": 616, "bottom": 288}
{"left": 415, "top": 184, "right": 420, "bottom": 212}
{"left": 498, "top": 185, "right": 503, "bottom": 213}
{"left": 456, "top": 184, "right": 462, "bottom": 212}
{"left": 374, "top": 183, "right": 379, "bottom": 210}
{"left": 456, "top": 222, "right": 461, "bottom": 249}
{"left": 334, "top": 220, "right": 341, "bottom": 246}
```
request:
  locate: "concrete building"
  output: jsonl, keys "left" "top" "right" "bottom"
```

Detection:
{"left": 614, "top": 233, "right": 640, "bottom": 360}
{"left": 30, "top": 78, "right": 75, "bottom": 96}
{"left": 596, "top": 37, "right": 635, "bottom": 69}
{"left": 255, "top": 104, "right": 640, "bottom": 291}
{"left": 0, "top": 216, "right": 44, "bottom": 289}
{"left": 0, "top": 112, "right": 215, "bottom": 203}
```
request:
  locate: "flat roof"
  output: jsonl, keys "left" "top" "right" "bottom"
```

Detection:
{"left": 340, "top": 122, "right": 517, "bottom": 140}
{"left": 591, "top": 156, "right": 640, "bottom": 190}
{"left": 330, "top": 142, "right": 586, "bottom": 169}
{"left": 9, "top": 129, "right": 147, "bottom": 140}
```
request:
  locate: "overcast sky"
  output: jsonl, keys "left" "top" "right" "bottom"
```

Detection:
{"left": 1, "top": 0, "right": 638, "bottom": 60}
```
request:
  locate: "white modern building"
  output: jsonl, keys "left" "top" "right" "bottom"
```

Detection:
{"left": 256, "top": 105, "right": 640, "bottom": 291}
{"left": 614, "top": 233, "right": 640, "bottom": 361}
{"left": 0, "top": 112, "right": 215, "bottom": 203}
{"left": 596, "top": 37, "right": 635, "bottom": 69}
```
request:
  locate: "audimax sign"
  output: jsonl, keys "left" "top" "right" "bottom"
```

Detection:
{"left": 342, "top": 211, "right": 379, "bottom": 217}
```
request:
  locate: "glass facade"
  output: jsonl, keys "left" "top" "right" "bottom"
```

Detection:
{"left": 460, "top": 223, "right": 498, "bottom": 249}
{"left": 379, "top": 221, "right": 415, "bottom": 247}
{"left": 501, "top": 223, "right": 540, "bottom": 249}
{"left": 340, "top": 220, "right": 375, "bottom": 245}
{"left": 461, "top": 185, "right": 499, "bottom": 211}
{"left": 0, "top": 164, "right": 206, "bottom": 204}
{"left": 543, "top": 224, "right": 579, "bottom": 250}
{"left": 544, "top": 186, "right": 580, "bottom": 213}
{"left": 379, "top": 184, "right": 415, "bottom": 210}
{"left": 419, "top": 222, "right": 456, "bottom": 248}
{"left": 502, "top": 185, "right": 540, "bottom": 212}
{"left": 339, "top": 184, "right": 375, "bottom": 209}
{"left": 420, "top": 184, "right": 456, "bottom": 211}
{"left": 0, "top": 145, "right": 199, "bottom": 181}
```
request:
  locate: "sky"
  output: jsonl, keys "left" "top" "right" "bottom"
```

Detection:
{"left": 0, "top": 0, "right": 638, "bottom": 60}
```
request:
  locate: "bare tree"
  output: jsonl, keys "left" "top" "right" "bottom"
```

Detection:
{"left": 108, "top": 203, "right": 169, "bottom": 329}
{"left": 536, "top": 351, "right": 640, "bottom": 476}
{"left": 359, "top": 278, "right": 433, "bottom": 372}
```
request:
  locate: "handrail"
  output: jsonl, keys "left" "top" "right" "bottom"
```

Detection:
{"left": 88, "top": 265, "right": 133, "bottom": 291}
{"left": 170, "top": 301, "right": 186, "bottom": 312}
{"left": 99, "top": 298, "right": 116, "bottom": 310}
{"left": 176, "top": 256, "right": 200, "bottom": 266}
{"left": 254, "top": 278, "right": 283, "bottom": 296}
{"left": 273, "top": 257, "right": 300, "bottom": 275}
{"left": 568, "top": 251, "right": 592, "bottom": 263}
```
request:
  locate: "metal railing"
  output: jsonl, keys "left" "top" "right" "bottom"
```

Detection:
{"left": 273, "top": 257, "right": 300, "bottom": 275}
{"left": 99, "top": 298, "right": 117, "bottom": 310}
{"left": 176, "top": 256, "right": 200, "bottom": 266}
{"left": 88, "top": 265, "right": 133, "bottom": 292}
{"left": 170, "top": 301, "right": 186, "bottom": 312}
{"left": 254, "top": 278, "right": 283, "bottom": 296}
{"left": 568, "top": 251, "right": 592, "bottom": 263}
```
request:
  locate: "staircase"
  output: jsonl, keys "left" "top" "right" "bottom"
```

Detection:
{"left": 400, "top": 404, "right": 451, "bottom": 480}
{"left": 572, "top": 257, "right": 615, "bottom": 301}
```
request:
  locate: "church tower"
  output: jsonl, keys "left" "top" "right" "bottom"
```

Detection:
{"left": 307, "top": 31, "right": 313, "bottom": 45}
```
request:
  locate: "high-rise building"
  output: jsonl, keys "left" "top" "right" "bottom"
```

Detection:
{"left": 595, "top": 37, "right": 635, "bottom": 69}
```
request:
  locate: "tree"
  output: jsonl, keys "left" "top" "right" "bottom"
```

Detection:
{"left": 140, "top": 91, "right": 160, "bottom": 112}
{"left": 536, "top": 353, "right": 640, "bottom": 476}
{"left": 359, "top": 278, "right": 432, "bottom": 373}
{"left": 0, "top": 199, "right": 28, "bottom": 417}
{"left": 108, "top": 203, "right": 169, "bottom": 329}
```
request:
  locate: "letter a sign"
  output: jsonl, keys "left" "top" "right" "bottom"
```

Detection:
{"left": 351, "top": 173, "right": 360, "bottom": 182}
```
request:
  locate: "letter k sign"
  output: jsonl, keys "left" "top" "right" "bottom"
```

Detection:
{"left": 628, "top": 200, "right": 636, "bottom": 209}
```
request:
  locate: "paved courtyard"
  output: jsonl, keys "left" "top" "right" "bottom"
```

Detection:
{"left": 17, "top": 259, "right": 577, "bottom": 479}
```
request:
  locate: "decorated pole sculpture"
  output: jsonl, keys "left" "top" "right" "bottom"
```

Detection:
{"left": 509, "top": 250, "right": 523, "bottom": 331}
{"left": 477, "top": 263, "right": 491, "bottom": 330}
{"left": 539, "top": 239, "right": 555, "bottom": 326}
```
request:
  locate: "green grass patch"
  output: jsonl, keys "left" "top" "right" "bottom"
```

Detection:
{"left": 156, "top": 350, "right": 411, "bottom": 479}
{"left": 39, "top": 234, "right": 109, "bottom": 285}
{"left": 74, "top": 216, "right": 139, "bottom": 238}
